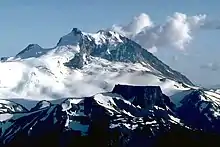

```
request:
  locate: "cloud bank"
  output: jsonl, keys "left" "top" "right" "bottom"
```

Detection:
{"left": 112, "top": 12, "right": 208, "bottom": 53}
{"left": 200, "top": 62, "right": 220, "bottom": 71}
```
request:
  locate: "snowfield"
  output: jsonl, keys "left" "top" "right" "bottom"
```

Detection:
{"left": 0, "top": 29, "right": 194, "bottom": 103}
{"left": 1, "top": 28, "right": 220, "bottom": 147}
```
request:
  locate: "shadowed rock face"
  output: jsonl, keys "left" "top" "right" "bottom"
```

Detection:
{"left": 112, "top": 85, "right": 175, "bottom": 110}
{"left": 0, "top": 85, "right": 220, "bottom": 147}
{"left": 177, "top": 90, "right": 220, "bottom": 133}
{"left": 30, "top": 100, "right": 51, "bottom": 112}
{"left": 58, "top": 29, "right": 193, "bottom": 85}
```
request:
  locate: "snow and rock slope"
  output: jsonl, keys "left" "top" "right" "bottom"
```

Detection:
{"left": 1, "top": 27, "right": 220, "bottom": 146}
{"left": 0, "top": 28, "right": 193, "bottom": 100}
{"left": 0, "top": 85, "right": 220, "bottom": 147}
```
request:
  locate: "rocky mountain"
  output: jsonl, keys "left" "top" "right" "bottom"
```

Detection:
{"left": 0, "top": 28, "right": 218, "bottom": 146}
{"left": 0, "top": 85, "right": 220, "bottom": 147}
{"left": 57, "top": 28, "right": 193, "bottom": 85}
{"left": 0, "top": 28, "right": 194, "bottom": 100}
{"left": 0, "top": 100, "right": 28, "bottom": 114}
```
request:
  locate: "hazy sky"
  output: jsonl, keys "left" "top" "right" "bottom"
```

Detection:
{"left": 0, "top": 0, "right": 220, "bottom": 86}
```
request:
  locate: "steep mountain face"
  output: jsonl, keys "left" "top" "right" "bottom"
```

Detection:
{"left": 15, "top": 44, "right": 49, "bottom": 59}
{"left": 1, "top": 27, "right": 218, "bottom": 146}
{"left": 15, "top": 28, "right": 192, "bottom": 85}
{"left": 0, "top": 28, "right": 193, "bottom": 99}
{"left": 30, "top": 100, "right": 51, "bottom": 111}
{"left": 60, "top": 28, "right": 192, "bottom": 85}
{"left": 112, "top": 85, "right": 175, "bottom": 110}
{"left": 0, "top": 85, "right": 220, "bottom": 147}
{"left": 177, "top": 89, "right": 220, "bottom": 133}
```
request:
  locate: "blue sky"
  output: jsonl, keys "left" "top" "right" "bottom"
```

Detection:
{"left": 0, "top": 0, "right": 220, "bottom": 86}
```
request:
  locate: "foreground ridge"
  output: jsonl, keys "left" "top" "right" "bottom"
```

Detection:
{"left": 0, "top": 84, "right": 220, "bottom": 147}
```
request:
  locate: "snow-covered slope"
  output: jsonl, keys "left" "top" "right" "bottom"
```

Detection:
{"left": 1, "top": 27, "right": 220, "bottom": 146}
{"left": 0, "top": 100, "right": 28, "bottom": 114}
{"left": 0, "top": 28, "right": 193, "bottom": 100}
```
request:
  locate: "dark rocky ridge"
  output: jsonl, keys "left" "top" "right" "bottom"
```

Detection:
{"left": 177, "top": 89, "right": 220, "bottom": 133}
{"left": 14, "top": 28, "right": 193, "bottom": 85}
{"left": 0, "top": 85, "right": 220, "bottom": 147}
{"left": 63, "top": 28, "right": 193, "bottom": 85}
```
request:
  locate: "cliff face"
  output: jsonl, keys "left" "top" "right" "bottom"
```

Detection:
{"left": 1, "top": 85, "right": 220, "bottom": 147}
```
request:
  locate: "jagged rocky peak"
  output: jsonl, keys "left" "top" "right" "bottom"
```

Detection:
{"left": 11, "top": 27, "right": 192, "bottom": 86}
{"left": 30, "top": 100, "right": 51, "bottom": 111}
{"left": 177, "top": 89, "right": 220, "bottom": 132}
{"left": 71, "top": 27, "right": 82, "bottom": 34}
{"left": 56, "top": 28, "right": 84, "bottom": 46}
{"left": 61, "top": 98, "right": 84, "bottom": 111}
{"left": 57, "top": 27, "right": 124, "bottom": 46}
{"left": 25, "top": 44, "right": 42, "bottom": 51}
{"left": 17, "top": 44, "right": 42, "bottom": 54}
{"left": 1, "top": 84, "right": 220, "bottom": 146}
{"left": 26, "top": 44, "right": 42, "bottom": 49}
{"left": 0, "top": 100, "right": 28, "bottom": 114}
{"left": 61, "top": 28, "right": 193, "bottom": 85}
{"left": 180, "top": 89, "right": 204, "bottom": 104}
{"left": 15, "top": 43, "right": 45, "bottom": 59}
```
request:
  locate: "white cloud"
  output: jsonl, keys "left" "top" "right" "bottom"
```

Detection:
{"left": 112, "top": 13, "right": 153, "bottom": 37}
{"left": 112, "top": 12, "right": 206, "bottom": 53}
{"left": 147, "top": 46, "right": 158, "bottom": 54}
{"left": 200, "top": 62, "right": 220, "bottom": 71}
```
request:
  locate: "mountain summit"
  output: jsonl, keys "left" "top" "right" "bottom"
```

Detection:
{"left": 0, "top": 28, "right": 192, "bottom": 99}
{"left": 1, "top": 28, "right": 220, "bottom": 146}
